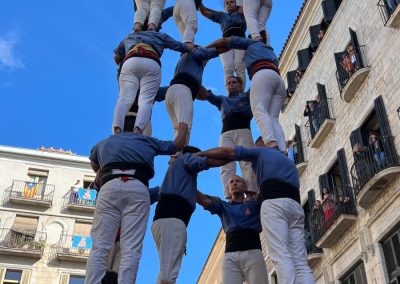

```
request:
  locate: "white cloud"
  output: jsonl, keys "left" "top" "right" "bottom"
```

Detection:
{"left": 0, "top": 30, "right": 24, "bottom": 71}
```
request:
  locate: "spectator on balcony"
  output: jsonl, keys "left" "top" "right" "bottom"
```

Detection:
{"left": 311, "top": 200, "right": 324, "bottom": 240}
{"left": 294, "top": 69, "right": 304, "bottom": 84}
{"left": 347, "top": 44, "right": 358, "bottom": 71}
{"left": 71, "top": 180, "right": 82, "bottom": 203}
{"left": 304, "top": 100, "right": 321, "bottom": 134}
{"left": 322, "top": 188, "right": 334, "bottom": 226}
{"left": 335, "top": 195, "right": 351, "bottom": 217}
{"left": 318, "top": 28, "right": 326, "bottom": 41}
{"left": 341, "top": 52, "right": 354, "bottom": 77}
{"left": 286, "top": 140, "right": 298, "bottom": 163}
{"left": 282, "top": 95, "right": 291, "bottom": 112}
{"left": 369, "top": 134, "right": 385, "bottom": 169}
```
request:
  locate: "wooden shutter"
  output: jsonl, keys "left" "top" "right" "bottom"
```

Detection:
{"left": 295, "top": 124, "right": 305, "bottom": 163}
{"left": 350, "top": 128, "right": 366, "bottom": 147}
{"left": 297, "top": 47, "right": 313, "bottom": 71}
{"left": 60, "top": 273, "right": 70, "bottom": 284}
{"left": 349, "top": 28, "right": 364, "bottom": 68}
{"left": 27, "top": 168, "right": 49, "bottom": 177}
{"left": 309, "top": 24, "right": 321, "bottom": 49}
{"left": 0, "top": 267, "right": 5, "bottom": 282}
{"left": 307, "top": 190, "right": 316, "bottom": 213}
{"left": 317, "top": 83, "right": 330, "bottom": 120}
{"left": 21, "top": 270, "right": 32, "bottom": 284}
{"left": 12, "top": 216, "right": 38, "bottom": 234}
{"left": 286, "top": 70, "right": 298, "bottom": 93}
{"left": 73, "top": 222, "right": 92, "bottom": 236}
{"left": 337, "top": 148, "right": 351, "bottom": 186}
{"left": 374, "top": 96, "right": 392, "bottom": 137}
{"left": 319, "top": 174, "right": 331, "bottom": 196}
{"left": 322, "top": 0, "right": 340, "bottom": 23}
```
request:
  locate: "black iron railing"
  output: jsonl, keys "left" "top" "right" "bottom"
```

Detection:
{"left": 0, "top": 228, "right": 46, "bottom": 252}
{"left": 10, "top": 180, "right": 54, "bottom": 203}
{"left": 351, "top": 136, "right": 400, "bottom": 195}
{"left": 304, "top": 98, "right": 334, "bottom": 139}
{"left": 311, "top": 185, "right": 357, "bottom": 243}
{"left": 63, "top": 188, "right": 97, "bottom": 208}
{"left": 378, "top": 0, "right": 400, "bottom": 25}
{"left": 336, "top": 45, "right": 369, "bottom": 93}
{"left": 305, "top": 230, "right": 323, "bottom": 255}
{"left": 56, "top": 234, "right": 91, "bottom": 257}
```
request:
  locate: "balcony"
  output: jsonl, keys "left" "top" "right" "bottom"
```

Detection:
{"left": 312, "top": 185, "right": 357, "bottom": 248}
{"left": 63, "top": 188, "right": 97, "bottom": 212}
{"left": 307, "top": 243, "right": 323, "bottom": 267}
{"left": 336, "top": 45, "right": 370, "bottom": 103}
{"left": 291, "top": 143, "right": 308, "bottom": 176}
{"left": 0, "top": 228, "right": 46, "bottom": 258}
{"left": 8, "top": 180, "right": 54, "bottom": 208}
{"left": 378, "top": 0, "right": 400, "bottom": 28}
{"left": 351, "top": 136, "right": 400, "bottom": 209}
{"left": 305, "top": 98, "right": 335, "bottom": 148}
{"left": 55, "top": 234, "right": 91, "bottom": 262}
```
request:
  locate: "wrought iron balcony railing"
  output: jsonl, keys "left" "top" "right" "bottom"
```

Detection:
{"left": 56, "top": 234, "right": 91, "bottom": 259}
{"left": 378, "top": 0, "right": 400, "bottom": 26}
{"left": 304, "top": 98, "right": 334, "bottom": 139}
{"left": 0, "top": 228, "right": 46, "bottom": 254}
{"left": 9, "top": 180, "right": 54, "bottom": 203}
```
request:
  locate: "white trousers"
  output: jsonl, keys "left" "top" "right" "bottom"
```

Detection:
{"left": 173, "top": 0, "right": 198, "bottom": 43}
{"left": 243, "top": 0, "right": 272, "bottom": 39}
{"left": 222, "top": 249, "right": 268, "bottom": 284}
{"left": 134, "top": 0, "right": 166, "bottom": 27}
{"left": 106, "top": 241, "right": 121, "bottom": 272}
{"left": 113, "top": 57, "right": 161, "bottom": 132}
{"left": 85, "top": 178, "right": 150, "bottom": 284}
{"left": 219, "top": 128, "right": 257, "bottom": 198}
{"left": 219, "top": 49, "right": 246, "bottom": 88}
{"left": 250, "top": 69, "right": 286, "bottom": 151}
{"left": 261, "top": 198, "right": 315, "bottom": 284}
{"left": 151, "top": 218, "right": 187, "bottom": 284}
{"left": 165, "top": 84, "right": 193, "bottom": 145}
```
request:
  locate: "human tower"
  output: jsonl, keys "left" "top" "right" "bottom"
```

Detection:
{"left": 85, "top": 0, "right": 315, "bottom": 283}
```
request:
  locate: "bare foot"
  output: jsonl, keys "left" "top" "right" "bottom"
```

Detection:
{"left": 134, "top": 23, "right": 142, "bottom": 32}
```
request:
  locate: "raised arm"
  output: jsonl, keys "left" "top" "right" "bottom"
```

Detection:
{"left": 196, "top": 190, "right": 213, "bottom": 208}
{"left": 198, "top": 147, "right": 236, "bottom": 161}
{"left": 161, "top": 6, "right": 174, "bottom": 24}
{"left": 198, "top": 2, "right": 221, "bottom": 21}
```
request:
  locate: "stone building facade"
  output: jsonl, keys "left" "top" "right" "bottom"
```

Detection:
{"left": 198, "top": 0, "right": 400, "bottom": 283}
{"left": 0, "top": 145, "right": 96, "bottom": 284}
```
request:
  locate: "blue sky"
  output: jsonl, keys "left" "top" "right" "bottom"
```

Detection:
{"left": 0, "top": 0, "right": 303, "bottom": 282}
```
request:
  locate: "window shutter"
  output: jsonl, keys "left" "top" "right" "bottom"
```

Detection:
{"left": 317, "top": 83, "right": 331, "bottom": 120}
{"left": 0, "top": 267, "right": 5, "bottom": 282}
{"left": 322, "top": 0, "right": 340, "bottom": 23}
{"left": 309, "top": 24, "right": 321, "bottom": 49}
{"left": 337, "top": 149, "right": 351, "bottom": 186}
{"left": 392, "top": 233, "right": 400, "bottom": 267}
{"left": 73, "top": 222, "right": 92, "bottom": 236}
{"left": 349, "top": 28, "right": 364, "bottom": 68}
{"left": 295, "top": 124, "right": 305, "bottom": 163}
{"left": 60, "top": 273, "right": 69, "bottom": 284}
{"left": 374, "top": 96, "right": 392, "bottom": 137}
{"left": 350, "top": 128, "right": 366, "bottom": 147}
{"left": 319, "top": 174, "right": 331, "bottom": 196}
{"left": 297, "top": 47, "right": 313, "bottom": 71}
{"left": 307, "top": 190, "right": 316, "bottom": 213}
{"left": 12, "top": 216, "right": 39, "bottom": 235}
{"left": 27, "top": 168, "right": 49, "bottom": 177}
{"left": 383, "top": 241, "right": 396, "bottom": 276}
{"left": 286, "top": 70, "right": 298, "bottom": 93}
{"left": 21, "top": 270, "right": 32, "bottom": 284}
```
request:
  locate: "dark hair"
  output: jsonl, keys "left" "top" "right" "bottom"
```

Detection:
{"left": 227, "top": 76, "right": 243, "bottom": 85}
{"left": 183, "top": 146, "right": 201, "bottom": 154}
{"left": 255, "top": 136, "right": 264, "bottom": 146}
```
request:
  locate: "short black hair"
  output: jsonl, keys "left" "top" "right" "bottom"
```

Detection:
{"left": 183, "top": 146, "right": 201, "bottom": 154}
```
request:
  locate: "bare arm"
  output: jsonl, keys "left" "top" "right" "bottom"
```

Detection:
{"left": 206, "top": 158, "right": 232, "bottom": 168}
{"left": 198, "top": 147, "right": 236, "bottom": 161}
{"left": 196, "top": 86, "right": 210, "bottom": 100}
{"left": 206, "top": 37, "right": 231, "bottom": 49}
{"left": 196, "top": 190, "right": 213, "bottom": 208}
{"left": 198, "top": 2, "right": 218, "bottom": 20}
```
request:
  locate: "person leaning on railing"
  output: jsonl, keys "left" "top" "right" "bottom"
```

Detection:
{"left": 369, "top": 134, "right": 385, "bottom": 169}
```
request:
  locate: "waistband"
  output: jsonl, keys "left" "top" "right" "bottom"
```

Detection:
{"left": 225, "top": 229, "right": 262, "bottom": 252}
{"left": 249, "top": 60, "right": 280, "bottom": 80}
{"left": 223, "top": 26, "right": 246, "bottom": 38}
{"left": 153, "top": 194, "right": 194, "bottom": 227}
{"left": 100, "top": 162, "right": 154, "bottom": 188}
{"left": 260, "top": 179, "right": 300, "bottom": 204}
{"left": 170, "top": 73, "right": 200, "bottom": 100}
{"left": 124, "top": 43, "right": 161, "bottom": 66}
{"left": 222, "top": 113, "right": 251, "bottom": 133}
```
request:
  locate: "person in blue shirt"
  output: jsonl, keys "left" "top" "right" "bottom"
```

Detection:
{"left": 165, "top": 46, "right": 220, "bottom": 149}
{"left": 112, "top": 31, "right": 191, "bottom": 135}
{"left": 195, "top": 138, "right": 315, "bottom": 284}
{"left": 197, "top": 76, "right": 257, "bottom": 199}
{"left": 207, "top": 36, "right": 286, "bottom": 152}
{"left": 199, "top": 0, "right": 247, "bottom": 88}
{"left": 148, "top": 146, "right": 227, "bottom": 284}
{"left": 85, "top": 133, "right": 183, "bottom": 284}
{"left": 197, "top": 175, "right": 268, "bottom": 284}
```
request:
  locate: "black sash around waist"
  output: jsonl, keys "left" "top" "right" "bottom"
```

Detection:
{"left": 225, "top": 229, "right": 262, "bottom": 253}
{"left": 222, "top": 113, "right": 251, "bottom": 134}
{"left": 153, "top": 194, "right": 194, "bottom": 227}
{"left": 100, "top": 162, "right": 154, "bottom": 188}
{"left": 223, "top": 26, "right": 246, "bottom": 38}
{"left": 260, "top": 179, "right": 300, "bottom": 204}
{"left": 170, "top": 73, "right": 200, "bottom": 100}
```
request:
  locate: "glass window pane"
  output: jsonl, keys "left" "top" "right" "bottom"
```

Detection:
{"left": 5, "top": 270, "right": 22, "bottom": 280}
{"left": 69, "top": 276, "right": 85, "bottom": 284}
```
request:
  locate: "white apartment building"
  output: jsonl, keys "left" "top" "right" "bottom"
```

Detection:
{"left": 198, "top": 0, "right": 400, "bottom": 283}
{"left": 0, "top": 145, "right": 97, "bottom": 284}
